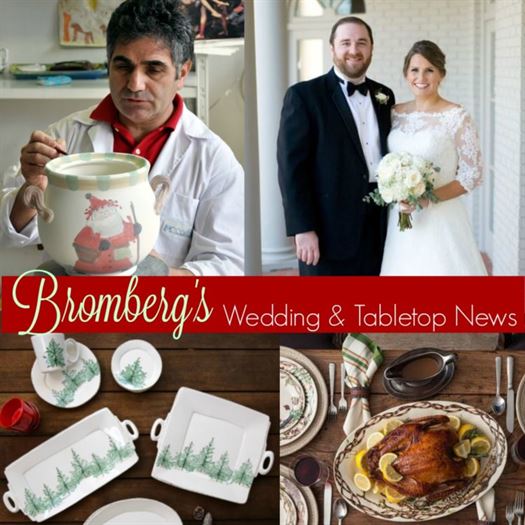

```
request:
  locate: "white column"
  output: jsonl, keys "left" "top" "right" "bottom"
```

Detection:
{"left": 253, "top": 0, "right": 296, "bottom": 272}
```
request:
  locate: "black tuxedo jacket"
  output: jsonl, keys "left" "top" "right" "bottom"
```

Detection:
{"left": 277, "top": 68, "right": 395, "bottom": 261}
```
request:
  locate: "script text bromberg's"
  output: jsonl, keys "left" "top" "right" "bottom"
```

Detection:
{"left": 11, "top": 270, "right": 213, "bottom": 339}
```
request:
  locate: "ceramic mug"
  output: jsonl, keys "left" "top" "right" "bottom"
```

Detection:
{"left": 0, "top": 398, "right": 40, "bottom": 433}
{"left": 31, "top": 333, "right": 80, "bottom": 373}
{"left": 0, "top": 48, "right": 8, "bottom": 73}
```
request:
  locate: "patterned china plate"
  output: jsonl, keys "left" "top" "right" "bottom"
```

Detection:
{"left": 31, "top": 343, "right": 101, "bottom": 408}
{"left": 280, "top": 465, "right": 317, "bottom": 525}
{"left": 334, "top": 400, "right": 507, "bottom": 522}
{"left": 516, "top": 372, "right": 525, "bottom": 433}
{"left": 280, "top": 357, "right": 318, "bottom": 446}
{"left": 280, "top": 368, "right": 306, "bottom": 433}
{"left": 280, "top": 486, "right": 297, "bottom": 525}
{"left": 280, "top": 475, "right": 308, "bottom": 525}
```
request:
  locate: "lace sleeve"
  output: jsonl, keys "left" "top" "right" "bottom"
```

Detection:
{"left": 453, "top": 110, "right": 483, "bottom": 191}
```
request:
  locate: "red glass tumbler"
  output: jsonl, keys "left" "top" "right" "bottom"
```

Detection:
{"left": 0, "top": 398, "right": 40, "bottom": 433}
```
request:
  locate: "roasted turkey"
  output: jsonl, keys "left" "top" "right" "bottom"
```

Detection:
{"left": 365, "top": 415, "right": 470, "bottom": 500}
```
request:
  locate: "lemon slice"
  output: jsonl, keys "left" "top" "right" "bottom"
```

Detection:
{"left": 385, "top": 486, "right": 406, "bottom": 504}
{"left": 459, "top": 423, "right": 477, "bottom": 440}
{"left": 448, "top": 415, "right": 461, "bottom": 431}
{"left": 453, "top": 439, "right": 471, "bottom": 458}
{"left": 470, "top": 435, "right": 491, "bottom": 457}
{"left": 383, "top": 419, "right": 403, "bottom": 434}
{"left": 378, "top": 452, "right": 398, "bottom": 471}
{"left": 372, "top": 481, "right": 383, "bottom": 494}
{"left": 354, "top": 472, "right": 372, "bottom": 492}
{"left": 355, "top": 449, "right": 368, "bottom": 474}
{"left": 366, "top": 431, "right": 384, "bottom": 449}
{"left": 464, "top": 457, "right": 479, "bottom": 477}
{"left": 381, "top": 463, "right": 403, "bottom": 483}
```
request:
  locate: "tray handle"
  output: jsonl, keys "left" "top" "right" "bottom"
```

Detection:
{"left": 150, "top": 418, "right": 164, "bottom": 442}
{"left": 3, "top": 491, "right": 19, "bottom": 513}
{"left": 122, "top": 419, "right": 139, "bottom": 441}
{"left": 257, "top": 450, "right": 274, "bottom": 475}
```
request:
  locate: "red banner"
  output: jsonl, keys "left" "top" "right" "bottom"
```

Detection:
{"left": 1, "top": 274, "right": 524, "bottom": 338}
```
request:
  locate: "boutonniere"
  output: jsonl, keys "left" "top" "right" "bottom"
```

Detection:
{"left": 375, "top": 90, "right": 389, "bottom": 105}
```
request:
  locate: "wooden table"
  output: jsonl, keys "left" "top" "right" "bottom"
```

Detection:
{"left": 282, "top": 346, "right": 525, "bottom": 525}
{"left": 0, "top": 332, "right": 279, "bottom": 524}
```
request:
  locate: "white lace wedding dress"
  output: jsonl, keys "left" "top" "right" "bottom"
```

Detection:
{"left": 380, "top": 106, "right": 488, "bottom": 276}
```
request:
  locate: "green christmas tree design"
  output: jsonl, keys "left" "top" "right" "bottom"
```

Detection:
{"left": 210, "top": 451, "right": 233, "bottom": 483}
{"left": 194, "top": 438, "right": 216, "bottom": 474}
{"left": 45, "top": 339, "right": 65, "bottom": 368}
{"left": 83, "top": 359, "right": 100, "bottom": 380}
{"left": 156, "top": 445, "right": 177, "bottom": 469}
{"left": 42, "top": 484, "right": 60, "bottom": 509}
{"left": 231, "top": 459, "right": 254, "bottom": 487}
{"left": 23, "top": 489, "right": 43, "bottom": 517}
{"left": 53, "top": 387, "right": 75, "bottom": 408}
{"left": 175, "top": 441, "right": 195, "bottom": 470}
{"left": 69, "top": 449, "right": 91, "bottom": 486}
{"left": 89, "top": 453, "right": 110, "bottom": 477}
{"left": 118, "top": 358, "right": 146, "bottom": 388}
{"left": 55, "top": 467, "right": 73, "bottom": 497}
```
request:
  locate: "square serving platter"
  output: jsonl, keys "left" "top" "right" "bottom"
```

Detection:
{"left": 150, "top": 387, "right": 273, "bottom": 504}
{"left": 3, "top": 408, "right": 139, "bottom": 522}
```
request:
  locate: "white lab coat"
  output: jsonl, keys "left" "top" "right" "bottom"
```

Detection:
{"left": 0, "top": 104, "right": 244, "bottom": 275}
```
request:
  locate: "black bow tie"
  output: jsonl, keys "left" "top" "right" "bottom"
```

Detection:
{"left": 339, "top": 77, "right": 368, "bottom": 97}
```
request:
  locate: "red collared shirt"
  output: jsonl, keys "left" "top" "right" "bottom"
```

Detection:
{"left": 90, "top": 94, "right": 183, "bottom": 167}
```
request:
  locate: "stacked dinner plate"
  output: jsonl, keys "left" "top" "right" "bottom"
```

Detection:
{"left": 280, "top": 347, "right": 328, "bottom": 456}
{"left": 279, "top": 465, "right": 318, "bottom": 525}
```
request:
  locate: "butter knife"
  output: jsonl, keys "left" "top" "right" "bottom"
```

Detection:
{"left": 507, "top": 356, "right": 514, "bottom": 433}
{"left": 323, "top": 480, "right": 332, "bottom": 525}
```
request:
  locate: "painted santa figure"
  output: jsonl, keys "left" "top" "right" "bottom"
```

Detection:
{"left": 73, "top": 193, "right": 142, "bottom": 274}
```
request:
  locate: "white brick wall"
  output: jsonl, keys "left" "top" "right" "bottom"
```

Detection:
{"left": 492, "top": 0, "right": 524, "bottom": 274}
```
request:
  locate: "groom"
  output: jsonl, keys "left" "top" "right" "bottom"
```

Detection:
{"left": 277, "top": 17, "right": 395, "bottom": 275}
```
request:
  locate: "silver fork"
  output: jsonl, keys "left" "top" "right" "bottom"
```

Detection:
{"left": 328, "top": 363, "right": 337, "bottom": 417}
{"left": 338, "top": 363, "right": 348, "bottom": 412}
{"left": 515, "top": 490, "right": 524, "bottom": 525}
{"left": 508, "top": 503, "right": 516, "bottom": 525}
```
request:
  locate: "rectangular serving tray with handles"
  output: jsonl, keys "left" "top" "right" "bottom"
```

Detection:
{"left": 2, "top": 408, "right": 139, "bottom": 522}
{"left": 150, "top": 387, "right": 274, "bottom": 504}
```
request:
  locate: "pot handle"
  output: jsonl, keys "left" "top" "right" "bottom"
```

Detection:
{"left": 257, "top": 450, "right": 274, "bottom": 476}
{"left": 21, "top": 185, "right": 54, "bottom": 223}
{"left": 150, "top": 175, "right": 170, "bottom": 215}
{"left": 150, "top": 418, "right": 164, "bottom": 442}
{"left": 122, "top": 419, "right": 139, "bottom": 441}
{"left": 3, "top": 491, "right": 19, "bottom": 513}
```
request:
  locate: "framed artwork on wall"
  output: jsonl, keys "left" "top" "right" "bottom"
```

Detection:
{"left": 181, "top": 0, "right": 244, "bottom": 40}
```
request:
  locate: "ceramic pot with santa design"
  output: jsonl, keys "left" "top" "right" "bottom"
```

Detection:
{"left": 24, "top": 152, "right": 169, "bottom": 275}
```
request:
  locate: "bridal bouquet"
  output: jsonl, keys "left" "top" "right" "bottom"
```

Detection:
{"left": 364, "top": 152, "right": 440, "bottom": 231}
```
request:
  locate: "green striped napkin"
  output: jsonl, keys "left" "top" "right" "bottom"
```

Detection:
{"left": 342, "top": 333, "right": 384, "bottom": 435}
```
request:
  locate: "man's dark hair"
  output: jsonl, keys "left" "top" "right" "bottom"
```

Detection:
{"left": 106, "top": 0, "right": 194, "bottom": 72}
{"left": 329, "top": 16, "right": 373, "bottom": 46}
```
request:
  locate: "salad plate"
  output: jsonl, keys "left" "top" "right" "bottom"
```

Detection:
{"left": 280, "top": 465, "right": 316, "bottom": 525}
{"left": 280, "top": 347, "right": 328, "bottom": 456}
{"left": 280, "top": 368, "right": 306, "bottom": 432}
{"left": 3, "top": 408, "right": 139, "bottom": 522}
{"left": 280, "top": 485, "right": 297, "bottom": 525}
{"left": 112, "top": 339, "right": 162, "bottom": 393}
{"left": 333, "top": 400, "right": 506, "bottom": 522}
{"left": 150, "top": 387, "right": 274, "bottom": 504}
{"left": 31, "top": 343, "right": 101, "bottom": 408}
{"left": 84, "top": 498, "right": 182, "bottom": 524}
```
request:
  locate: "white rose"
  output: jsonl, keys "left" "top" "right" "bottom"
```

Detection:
{"left": 405, "top": 168, "right": 423, "bottom": 187}
{"left": 380, "top": 187, "right": 394, "bottom": 203}
{"left": 413, "top": 181, "right": 426, "bottom": 197}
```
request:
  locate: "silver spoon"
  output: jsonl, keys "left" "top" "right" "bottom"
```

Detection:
{"left": 491, "top": 356, "right": 506, "bottom": 415}
{"left": 334, "top": 497, "right": 348, "bottom": 525}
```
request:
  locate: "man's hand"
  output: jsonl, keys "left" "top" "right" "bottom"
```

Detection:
{"left": 20, "top": 131, "right": 67, "bottom": 191}
{"left": 295, "top": 231, "right": 320, "bottom": 266}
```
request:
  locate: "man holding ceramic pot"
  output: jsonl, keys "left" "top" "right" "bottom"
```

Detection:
{"left": 0, "top": 0, "right": 243, "bottom": 276}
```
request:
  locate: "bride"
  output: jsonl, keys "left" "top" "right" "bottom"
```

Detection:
{"left": 380, "top": 41, "right": 487, "bottom": 276}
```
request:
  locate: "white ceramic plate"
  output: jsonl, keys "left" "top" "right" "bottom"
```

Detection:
{"left": 3, "top": 408, "right": 139, "bottom": 523}
{"left": 280, "top": 465, "right": 317, "bottom": 525}
{"left": 280, "top": 475, "right": 308, "bottom": 525}
{"left": 83, "top": 498, "right": 182, "bottom": 525}
{"left": 516, "top": 372, "right": 525, "bottom": 434}
{"left": 112, "top": 339, "right": 162, "bottom": 393}
{"left": 280, "top": 486, "right": 297, "bottom": 525}
{"left": 150, "top": 387, "right": 274, "bottom": 504}
{"left": 280, "top": 368, "right": 306, "bottom": 432}
{"left": 31, "top": 343, "right": 101, "bottom": 408}
{"left": 334, "top": 400, "right": 507, "bottom": 522}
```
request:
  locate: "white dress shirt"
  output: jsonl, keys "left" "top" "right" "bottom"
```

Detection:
{"left": 334, "top": 66, "right": 382, "bottom": 182}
